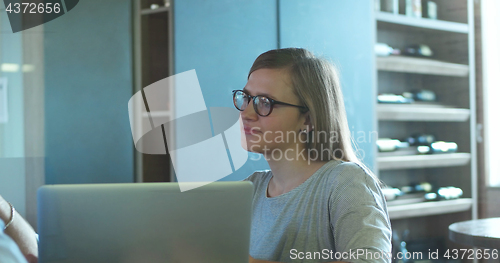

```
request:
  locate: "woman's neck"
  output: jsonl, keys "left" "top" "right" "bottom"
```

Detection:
{"left": 266, "top": 155, "right": 328, "bottom": 197}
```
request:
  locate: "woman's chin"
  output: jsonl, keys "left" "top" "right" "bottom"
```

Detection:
{"left": 241, "top": 141, "right": 263, "bottom": 154}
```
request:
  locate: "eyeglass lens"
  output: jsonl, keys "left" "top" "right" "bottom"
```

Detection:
{"left": 233, "top": 91, "right": 272, "bottom": 116}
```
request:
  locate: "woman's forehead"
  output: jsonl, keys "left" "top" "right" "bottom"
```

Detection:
{"left": 245, "top": 68, "right": 295, "bottom": 101}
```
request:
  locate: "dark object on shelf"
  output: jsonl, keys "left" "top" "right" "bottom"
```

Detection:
{"left": 422, "top": 0, "right": 438, "bottom": 20}
{"left": 417, "top": 145, "right": 430, "bottom": 154}
{"left": 377, "top": 138, "right": 410, "bottom": 152}
{"left": 377, "top": 138, "right": 400, "bottom": 152}
{"left": 375, "top": 43, "right": 401, "bottom": 56}
{"left": 424, "top": 186, "right": 463, "bottom": 201}
{"left": 418, "top": 141, "right": 458, "bottom": 154}
{"left": 405, "top": 0, "right": 422, "bottom": 18}
{"left": 406, "top": 134, "right": 435, "bottom": 146}
{"left": 405, "top": 135, "right": 457, "bottom": 154}
{"left": 403, "top": 44, "right": 433, "bottom": 57}
{"left": 431, "top": 141, "right": 457, "bottom": 153}
{"left": 438, "top": 186, "right": 463, "bottom": 199}
{"left": 377, "top": 145, "right": 420, "bottom": 156}
{"left": 414, "top": 89, "right": 436, "bottom": 101}
{"left": 378, "top": 94, "right": 414, "bottom": 104}
{"left": 382, "top": 187, "right": 402, "bottom": 201}
{"left": 402, "top": 89, "right": 436, "bottom": 102}
{"left": 376, "top": 89, "right": 436, "bottom": 105}
{"left": 401, "top": 182, "right": 433, "bottom": 194}
{"left": 380, "top": 0, "right": 399, "bottom": 14}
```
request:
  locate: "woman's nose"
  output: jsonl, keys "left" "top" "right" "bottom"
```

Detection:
{"left": 241, "top": 102, "right": 258, "bottom": 120}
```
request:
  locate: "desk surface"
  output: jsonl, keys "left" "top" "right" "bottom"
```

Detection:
{"left": 449, "top": 217, "right": 500, "bottom": 249}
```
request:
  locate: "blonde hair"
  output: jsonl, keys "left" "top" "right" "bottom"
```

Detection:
{"left": 249, "top": 48, "right": 377, "bottom": 178}
{"left": 248, "top": 48, "right": 359, "bottom": 162}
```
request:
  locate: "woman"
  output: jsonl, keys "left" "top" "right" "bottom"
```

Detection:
{"left": 234, "top": 48, "right": 391, "bottom": 263}
{"left": 0, "top": 195, "right": 38, "bottom": 263}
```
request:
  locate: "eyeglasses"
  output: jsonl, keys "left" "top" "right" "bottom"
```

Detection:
{"left": 232, "top": 90, "right": 308, "bottom": 117}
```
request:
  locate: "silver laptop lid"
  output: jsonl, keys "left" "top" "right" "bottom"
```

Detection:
{"left": 38, "top": 181, "right": 253, "bottom": 263}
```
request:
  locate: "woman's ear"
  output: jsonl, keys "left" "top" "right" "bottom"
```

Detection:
{"left": 302, "top": 112, "right": 312, "bottom": 131}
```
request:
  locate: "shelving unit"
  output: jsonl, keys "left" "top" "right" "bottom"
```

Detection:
{"left": 388, "top": 198, "right": 473, "bottom": 220}
{"left": 133, "top": 0, "right": 174, "bottom": 182}
{"left": 377, "top": 56, "right": 469, "bottom": 76}
{"left": 142, "top": 111, "right": 171, "bottom": 118}
{"left": 377, "top": 104, "right": 470, "bottom": 121}
{"left": 376, "top": 12, "right": 469, "bottom": 33}
{"left": 140, "top": 6, "right": 169, "bottom": 15}
{"left": 378, "top": 152, "right": 471, "bottom": 170}
{"left": 374, "top": 0, "right": 477, "bottom": 252}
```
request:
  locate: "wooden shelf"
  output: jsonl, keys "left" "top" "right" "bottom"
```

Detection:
{"left": 142, "top": 111, "right": 171, "bottom": 118}
{"left": 388, "top": 198, "right": 473, "bottom": 220}
{"left": 141, "top": 6, "right": 170, "bottom": 15}
{"left": 377, "top": 56, "right": 469, "bottom": 76}
{"left": 377, "top": 104, "right": 470, "bottom": 121}
{"left": 376, "top": 12, "right": 469, "bottom": 33}
{"left": 378, "top": 153, "right": 471, "bottom": 170}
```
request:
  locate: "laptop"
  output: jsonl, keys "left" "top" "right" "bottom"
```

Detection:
{"left": 37, "top": 181, "right": 254, "bottom": 263}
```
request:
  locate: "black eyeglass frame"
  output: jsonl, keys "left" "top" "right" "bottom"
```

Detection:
{"left": 232, "top": 89, "right": 308, "bottom": 117}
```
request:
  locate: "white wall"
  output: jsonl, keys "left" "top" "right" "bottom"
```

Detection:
{"left": 481, "top": 0, "right": 500, "bottom": 187}
{"left": 0, "top": 5, "right": 45, "bottom": 227}
{"left": 0, "top": 6, "right": 27, "bottom": 217}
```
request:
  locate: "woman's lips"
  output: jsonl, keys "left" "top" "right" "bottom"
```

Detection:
{"left": 244, "top": 126, "right": 261, "bottom": 135}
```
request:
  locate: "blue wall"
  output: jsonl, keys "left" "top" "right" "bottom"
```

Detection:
{"left": 42, "top": 0, "right": 376, "bottom": 184}
{"left": 0, "top": 9, "right": 24, "bottom": 157}
{"left": 0, "top": 8, "right": 26, "bottom": 214}
{"left": 174, "top": 0, "right": 278, "bottom": 180}
{"left": 44, "top": 0, "right": 134, "bottom": 184}
{"left": 173, "top": 0, "right": 377, "bottom": 179}
{"left": 279, "top": 0, "right": 377, "bottom": 170}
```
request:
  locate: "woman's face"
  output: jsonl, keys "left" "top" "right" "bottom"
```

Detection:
{"left": 239, "top": 68, "right": 308, "bottom": 156}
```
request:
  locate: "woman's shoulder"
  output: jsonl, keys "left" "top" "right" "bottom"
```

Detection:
{"left": 243, "top": 169, "right": 272, "bottom": 183}
{"left": 324, "top": 160, "right": 379, "bottom": 187}
{"left": 322, "top": 160, "right": 385, "bottom": 206}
